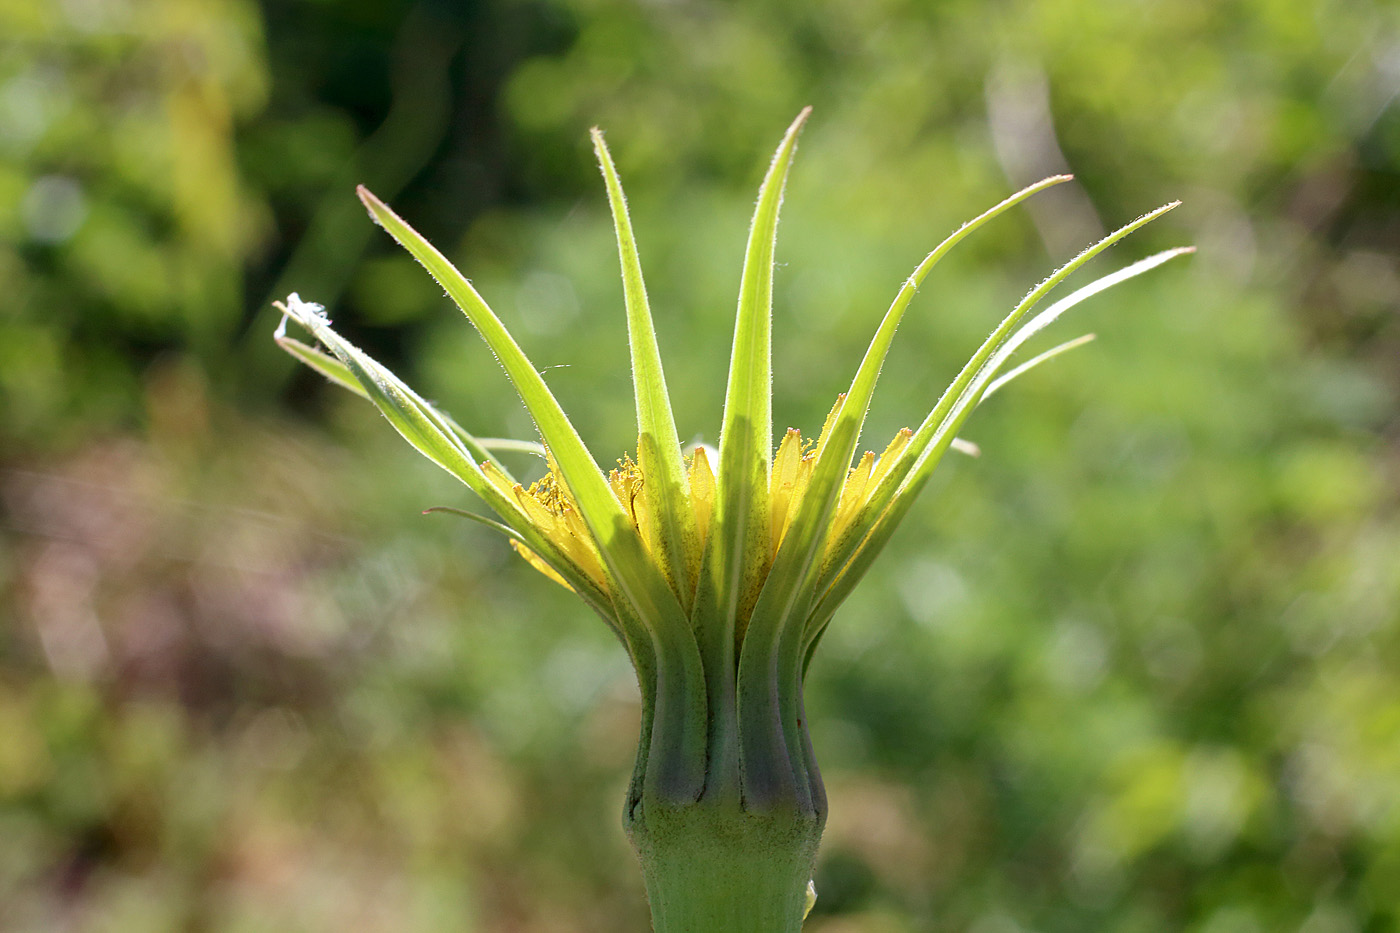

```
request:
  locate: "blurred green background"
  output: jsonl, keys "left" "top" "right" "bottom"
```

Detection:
{"left": 3, "top": 0, "right": 1399, "bottom": 930}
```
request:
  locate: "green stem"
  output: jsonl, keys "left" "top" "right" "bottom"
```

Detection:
{"left": 628, "top": 797, "right": 821, "bottom": 933}
{"left": 629, "top": 596, "right": 825, "bottom": 930}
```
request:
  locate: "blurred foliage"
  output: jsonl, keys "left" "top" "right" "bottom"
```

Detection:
{"left": 2, "top": 0, "right": 1399, "bottom": 931}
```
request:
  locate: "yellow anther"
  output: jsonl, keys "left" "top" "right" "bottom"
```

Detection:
{"left": 513, "top": 483, "right": 560, "bottom": 532}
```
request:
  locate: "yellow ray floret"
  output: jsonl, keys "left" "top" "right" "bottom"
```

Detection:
{"left": 834, "top": 450, "right": 875, "bottom": 534}
{"left": 687, "top": 446, "right": 716, "bottom": 565}
{"left": 504, "top": 406, "right": 912, "bottom": 606}
{"left": 609, "top": 453, "right": 660, "bottom": 564}
{"left": 510, "top": 539, "right": 575, "bottom": 591}
{"left": 489, "top": 458, "right": 607, "bottom": 592}
{"left": 769, "top": 429, "right": 816, "bottom": 559}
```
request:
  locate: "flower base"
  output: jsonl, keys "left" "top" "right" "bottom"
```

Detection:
{"left": 629, "top": 796, "right": 822, "bottom": 933}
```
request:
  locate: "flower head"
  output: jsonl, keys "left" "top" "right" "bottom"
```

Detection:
{"left": 275, "top": 109, "right": 1188, "bottom": 817}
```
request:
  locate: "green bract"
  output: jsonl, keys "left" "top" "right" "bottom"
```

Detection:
{"left": 275, "top": 109, "right": 1188, "bottom": 932}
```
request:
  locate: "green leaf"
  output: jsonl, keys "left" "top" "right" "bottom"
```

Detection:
{"left": 733, "top": 172, "right": 1069, "bottom": 806}
{"left": 475, "top": 437, "right": 547, "bottom": 458}
{"left": 357, "top": 189, "right": 708, "bottom": 798}
{"left": 592, "top": 127, "right": 695, "bottom": 606}
{"left": 419, "top": 506, "right": 628, "bottom": 635}
{"left": 981, "top": 333, "right": 1097, "bottom": 401}
{"left": 752, "top": 174, "right": 1076, "bottom": 630}
{"left": 274, "top": 316, "right": 370, "bottom": 400}
{"left": 356, "top": 188, "right": 618, "bottom": 520}
{"left": 277, "top": 296, "right": 499, "bottom": 494}
{"left": 811, "top": 329, "right": 1103, "bottom": 633}
{"left": 853, "top": 205, "right": 1184, "bottom": 550}
{"left": 811, "top": 242, "right": 1193, "bottom": 636}
{"left": 711, "top": 107, "right": 810, "bottom": 626}
{"left": 820, "top": 174, "right": 1072, "bottom": 451}
{"left": 704, "top": 108, "right": 815, "bottom": 809}
{"left": 359, "top": 190, "right": 663, "bottom": 594}
{"left": 274, "top": 296, "right": 615, "bottom": 621}
{"left": 422, "top": 506, "right": 527, "bottom": 540}
{"left": 273, "top": 299, "right": 520, "bottom": 476}
{"left": 904, "top": 244, "right": 1196, "bottom": 489}
{"left": 276, "top": 306, "right": 531, "bottom": 480}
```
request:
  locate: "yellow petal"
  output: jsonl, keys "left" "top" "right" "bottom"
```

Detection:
{"left": 769, "top": 428, "right": 803, "bottom": 557}
{"left": 609, "top": 466, "right": 630, "bottom": 507}
{"left": 821, "top": 429, "right": 911, "bottom": 566}
{"left": 481, "top": 459, "right": 517, "bottom": 500}
{"left": 610, "top": 454, "right": 659, "bottom": 560}
{"left": 773, "top": 451, "right": 816, "bottom": 555}
{"left": 559, "top": 505, "right": 607, "bottom": 586}
{"left": 835, "top": 450, "right": 876, "bottom": 534}
{"left": 513, "top": 483, "right": 562, "bottom": 536}
{"left": 688, "top": 446, "right": 716, "bottom": 554}
{"left": 510, "top": 539, "right": 575, "bottom": 592}
{"left": 869, "top": 428, "right": 913, "bottom": 491}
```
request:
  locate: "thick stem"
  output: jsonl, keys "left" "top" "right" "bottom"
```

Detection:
{"left": 629, "top": 598, "right": 825, "bottom": 931}
{"left": 628, "top": 797, "right": 821, "bottom": 933}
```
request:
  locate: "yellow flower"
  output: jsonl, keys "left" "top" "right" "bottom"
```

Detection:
{"left": 275, "top": 109, "right": 1188, "bottom": 931}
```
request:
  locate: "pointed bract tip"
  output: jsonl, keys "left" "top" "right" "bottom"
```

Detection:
{"left": 356, "top": 184, "right": 383, "bottom": 211}
{"left": 590, "top": 126, "right": 611, "bottom": 161}
{"left": 356, "top": 185, "right": 389, "bottom": 228}
{"left": 1124, "top": 200, "right": 1183, "bottom": 228}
